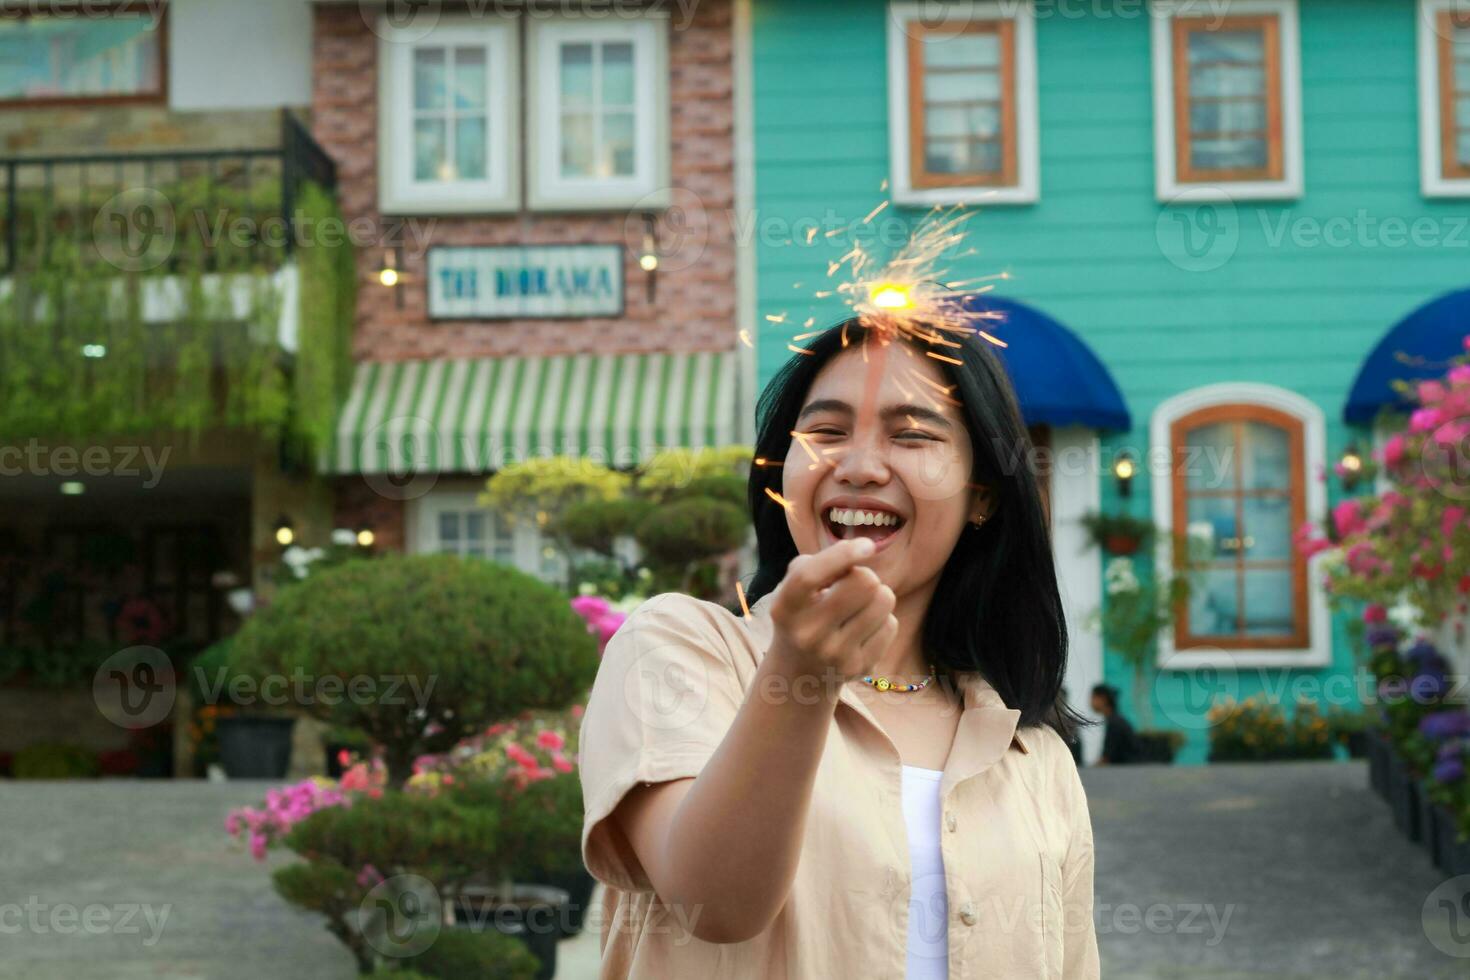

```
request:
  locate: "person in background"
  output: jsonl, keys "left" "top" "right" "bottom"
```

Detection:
{"left": 1090, "top": 683, "right": 1140, "bottom": 765}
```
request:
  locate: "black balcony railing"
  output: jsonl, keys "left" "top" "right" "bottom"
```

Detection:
{"left": 0, "top": 111, "right": 339, "bottom": 275}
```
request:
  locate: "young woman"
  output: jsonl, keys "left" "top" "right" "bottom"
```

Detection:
{"left": 578, "top": 316, "right": 1101, "bottom": 979}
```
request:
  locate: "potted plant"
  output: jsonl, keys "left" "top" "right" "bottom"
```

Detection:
{"left": 1079, "top": 511, "right": 1156, "bottom": 556}
{"left": 193, "top": 636, "right": 297, "bottom": 779}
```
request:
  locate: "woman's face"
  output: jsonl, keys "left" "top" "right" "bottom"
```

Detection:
{"left": 782, "top": 340, "right": 994, "bottom": 598}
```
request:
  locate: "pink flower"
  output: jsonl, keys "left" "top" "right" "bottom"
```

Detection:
{"left": 1450, "top": 364, "right": 1470, "bottom": 385}
{"left": 1420, "top": 380, "right": 1448, "bottom": 404}
{"left": 551, "top": 751, "right": 574, "bottom": 773}
{"left": 1411, "top": 407, "right": 1444, "bottom": 433}
{"left": 1363, "top": 604, "right": 1387, "bottom": 623}
{"left": 536, "top": 730, "right": 565, "bottom": 751}
{"left": 570, "top": 595, "right": 611, "bottom": 623}
{"left": 570, "top": 704, "right": 585, "bottom": 719}
{"left": 1332, "top": 499, "right": 1365, "bottom": 538}
{"left": 356, "top": 864, "right": 384, "bottom": 889}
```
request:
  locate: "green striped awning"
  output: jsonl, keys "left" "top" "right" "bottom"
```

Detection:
{"left": 324, "top": 350, "right": 739, "bottom": 474}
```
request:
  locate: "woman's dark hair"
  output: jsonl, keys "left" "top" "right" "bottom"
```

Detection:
{"left": 1091, "top": 684, "right": 1119, "bottom": 712}
{"left": 743, "top": 316, "right": 1092, "bottom": 743}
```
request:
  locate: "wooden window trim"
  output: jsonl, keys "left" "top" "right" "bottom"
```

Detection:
{"left": 1170, "top": 403, "right": 1308, "bottom": 650}
{"left": 0, "top": 1, "right": 168, "bottom": 109}
{"left": 906, "top": 18, "right": 1017, "bottom": 190}
{"left": 1438, "top": 10, "right": 1470, "bottom": 180}
{"left": 1171, "top": 13, "right": 1283, "bottom": 184}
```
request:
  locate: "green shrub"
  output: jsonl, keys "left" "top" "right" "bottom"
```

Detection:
{"left": 408, "top": 927, "right": 539, "bottom": 980}
{"left": 558, "top": 497, "right": 654, "bottom": 556}
{"left": 451, "top": 772, "right": 585, "bottom": 881}
{"left": 228, "top": 554, "right": 599, "bottom": 786}
{"left": 14, "top": 742, "right": 98, "bottom": 779}
{"left": 635, "top": 498, "right": 747, "bottom": 570}
{"left": 1207, "top": 697, "right": 1334, "bottom": 762}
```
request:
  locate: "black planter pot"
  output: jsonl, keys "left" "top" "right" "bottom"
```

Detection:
{"left": 1365, "top": 730, "right": 1390, "bottom": 799}
{"left": 1134, "top": 733, "right": 1178, "bottom": 764}
{"left": 452, "top": 884, "right": 569, "bottom": 980}
{"left": 217, "top": 716, "right": 297, "bottom": 779}
{"left": 1384, "top": 749, "right": 1423, "bottom": 843}
{"left": 1419, "top": 782, "right": 1443, "bottom": 867}
{"left": 528, "top": 866, "right": 597, "bottom": 939}
{"left": 1433, "top": 803, "right": 1470, "bottom": 876}
{"left": 1342, "top": 730, "right": 1369, "bottom": 760}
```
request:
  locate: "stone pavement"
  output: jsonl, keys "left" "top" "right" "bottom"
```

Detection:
{"left": 0, "top": 762, "right": 1464, "bottom": 978}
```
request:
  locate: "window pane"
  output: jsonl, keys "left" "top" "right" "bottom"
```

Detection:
{"left": 1189, "top": 567, "right": 1239, "bottom": 636}
{"left": 923, "top": 31, "right": 999, "bottom": 69}
{"left": 604, "top": 110, "right": 636, "bottom": 176}
{"left": 414, "top": 118, "right": 447, "bottom": 181}
{"left": 924, "top": 68, "right": 1002, "bottom": 103}
{"left": 0, "top": 13, "right": 161, "bottom": 100}
{"left": 456, "top": 116, "right": 487, "bottom": 180}
{"left": 925, "top": 104, "right": 1000, "bottom": 139}
{"left": 1241, "top": 494, "right": 1291, "bottom": 560}
{"left": 1186, "top": 495, "right": 1238, "bottom": 559}
{"left": 1191, "top": 137, "right": 1268, "bottom": 171}
{"left": 602, "top": 41, "right": 635, "bottom": 105}
{"left": 1458, "top": 132, "right": 1470, "bottom": 168}
{"left": 1241, "top": 421, "right": 1290, "bottom": 490}
{"left": 924, "top": 138, "right": 1001, "bottom": 175}
{"left": 1183, "top": 422, "right": 1235, "bottom": 491}
{"left": 1189, "top": 62, "right": 1266, "bottom": 99}
{"left": 414, "top": 48, "right": 447, "bottom": 110}
{"left": 1188, "top": 98, "right": 1267, "bottom": 136}
{"left": 465, "top": 512, "right": 486, "bottom": 543}
{"left": 1456, "top": 95, "right": 1470, "bottom": 129}
{"left": 1242, "top": 568, "right": 1293, "bottom": 635}
{"left": 1187, "top": 28, "right": 1265, "bottom": 72}
{"left": 453, "top": 47, "right": 486, "bottom": 110}
{"left": 561, "top": 111, "right": 595, "bottom": 176}
{"left": 1457, "top": 57, "right": 1470, "bottom": 92}
{"left": 560, "top": 43, "right": 593, "bottom": 108}
{"left": 438, "top": 512, "right": 460, "bottom": 543}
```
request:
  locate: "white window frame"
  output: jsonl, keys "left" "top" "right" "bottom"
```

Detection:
{"left": 1418, "top": 0, "right": 1470, "bottom": 196}
{"left": 408, "top": 486, "right": 566, "bottom": 585}
{"left": 526, "top": 11, "right": 671, "bottom": 211}
{"left": 377, "top": 14, "right": 520, "bottom": 215}
{"left": 1149, "top": 0, "right": 1304, "bottom": 202}
{"left": 1150, "top": 383, "right": 1330, "bottom": 669}
{"left": 885, "top": 0, "right": 1039, "bottom": 206}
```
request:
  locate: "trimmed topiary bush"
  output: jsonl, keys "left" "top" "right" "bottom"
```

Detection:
{"left": 408, "top": 927, "right": 539, "bottom": 980}
{"left": 228, "top": 554, "right": 599, "bottom": 786}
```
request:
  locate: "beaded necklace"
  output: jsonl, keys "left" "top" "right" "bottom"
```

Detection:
{"left": 858, "top": 663, "right": 937, "bottom": 693}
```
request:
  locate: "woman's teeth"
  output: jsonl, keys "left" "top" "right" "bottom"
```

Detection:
{"left": 826, "top": 508, "right": 903, "bottom": 541}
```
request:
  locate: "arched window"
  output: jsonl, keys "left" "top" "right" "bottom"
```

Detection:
{"left": 1151, "top": 384, "right": 1328, "bottom": 667}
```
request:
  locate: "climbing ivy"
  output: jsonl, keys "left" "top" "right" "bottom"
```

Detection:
{"left": 0, "top": 178, "right": 353, "bottom": 461}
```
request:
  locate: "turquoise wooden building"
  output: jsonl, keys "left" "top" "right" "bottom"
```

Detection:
{"left": 735, "top": 0, "right": 1470, "bottom": 763}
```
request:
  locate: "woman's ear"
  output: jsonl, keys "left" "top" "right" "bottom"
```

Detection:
{"left": 968, "top": 484, "right": 996, "bottom": 524}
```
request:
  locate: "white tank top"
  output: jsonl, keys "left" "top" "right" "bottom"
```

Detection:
{"left": 900, "top": 764, "right": 949, "bottom": 979}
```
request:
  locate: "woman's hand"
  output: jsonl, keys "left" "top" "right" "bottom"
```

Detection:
{"left": 767, "top": 537, "right": 899, "bottom": 686}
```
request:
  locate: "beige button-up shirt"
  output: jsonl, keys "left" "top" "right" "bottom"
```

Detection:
{"left": 579, "top": 590, "right": 1101, "bottom": 979}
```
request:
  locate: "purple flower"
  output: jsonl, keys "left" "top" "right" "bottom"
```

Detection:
{"left": 1437, "top": 737, "right": 1468, "bottom": 761}
{"left": 1432, "top": 757, "right": 1465, "bottom": 784}
{"left": 1365, "top": 624, "right": 1401, "bottom": 649}
{"left": 1418, "top": 710, "right": 1470, "bottom": 740}
{"left": 1404, "top": 639, "right": 1443, "bottom": 664}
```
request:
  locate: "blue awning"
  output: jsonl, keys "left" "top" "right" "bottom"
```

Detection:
{"left": 1345, "top": 288, "right": 1470, "bottom": 424}
{"left": 957, "top": 294, "right": 1132, "bottom": 431}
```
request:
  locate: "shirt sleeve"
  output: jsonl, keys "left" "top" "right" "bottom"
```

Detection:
{"left": 1058, "top": 743, "right": 1102, "bottom": 979}
{"left": 577, "top": 592, "right": 750, "bottom": 894}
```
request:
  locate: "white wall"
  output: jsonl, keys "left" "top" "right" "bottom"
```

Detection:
{"left": 1050, "top": 427, "right": 1104, "bottom": 764}
{"left": 169, "top": 0, "right": 314, "bottom": 111}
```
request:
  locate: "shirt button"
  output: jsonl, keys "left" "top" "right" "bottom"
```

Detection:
{"left": 946, "top": 812, "right": 957, "bottom": 832}
{"left": 958, "top": 901, "right": 977, "bottom": 926}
